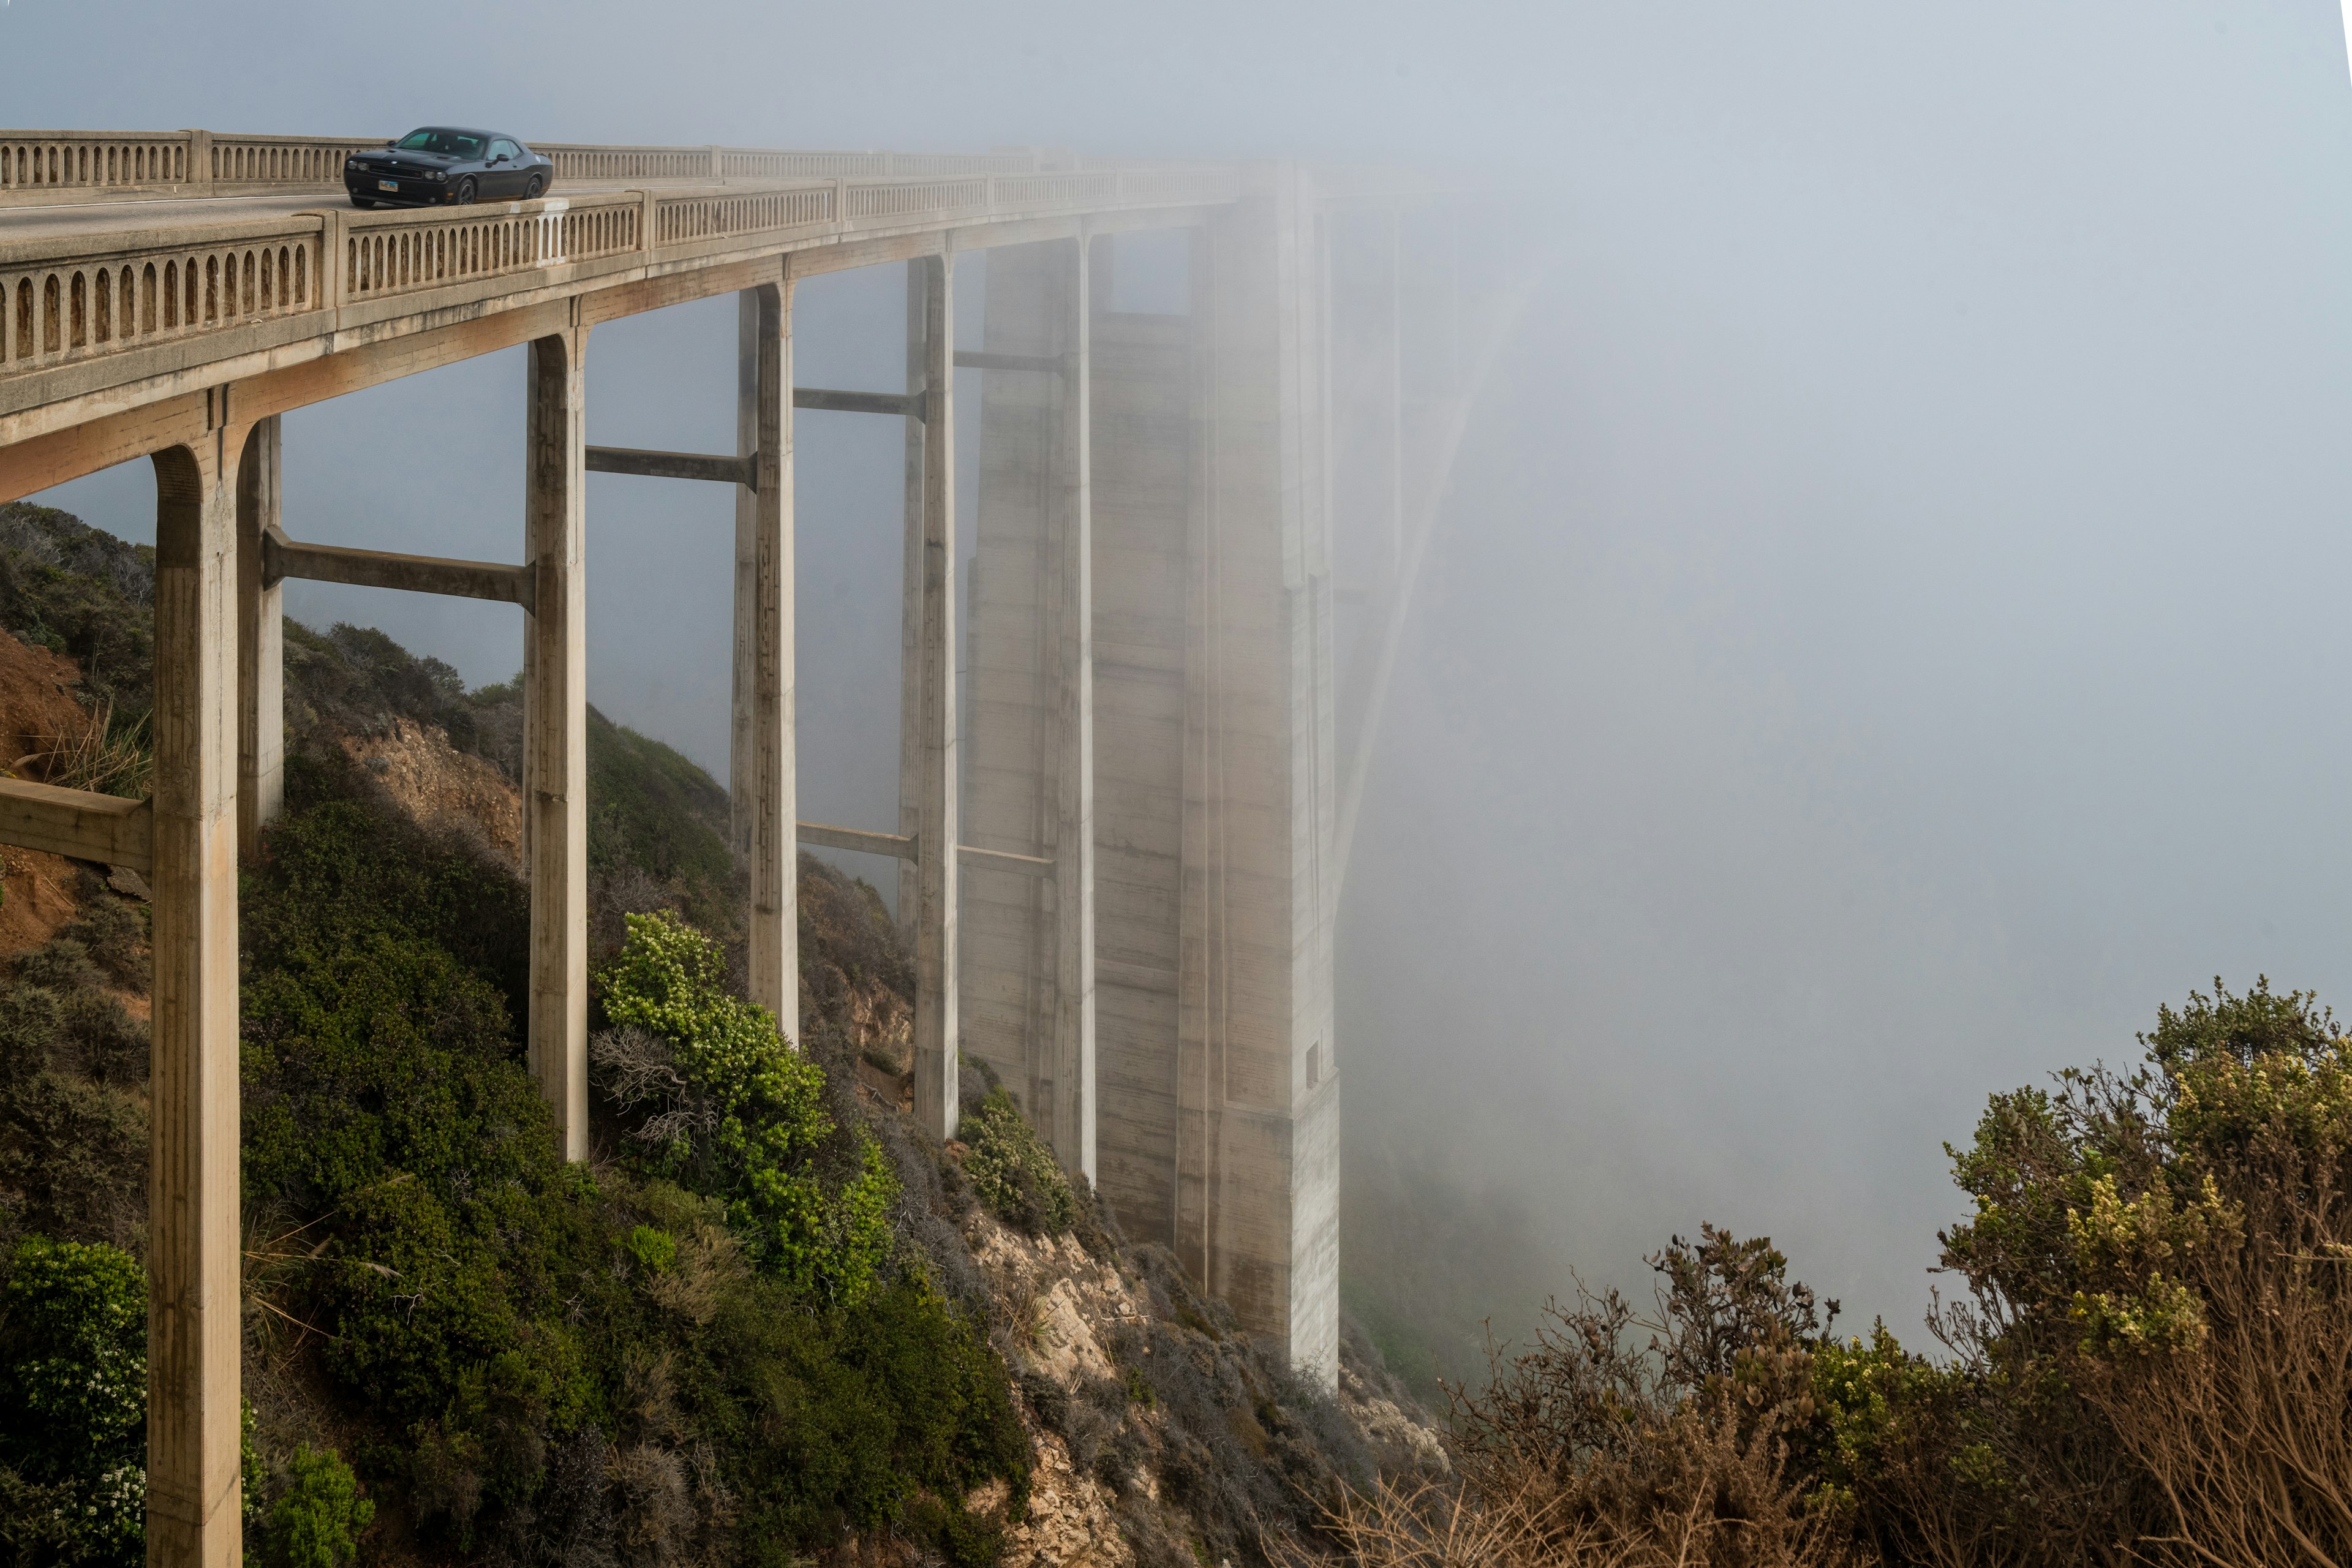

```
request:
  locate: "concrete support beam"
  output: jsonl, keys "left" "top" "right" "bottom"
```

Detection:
{"left": 904, "top": 255, "right": 960, "bottom": 1139}
{"left": 0, "top": 777, "right": 153, "bottom": 872}
{"left": 793, "top": 386, "right": 924, "bottom": 420}
{"left": 236, "top": 415, "right": 282, "bottom": 856}
{"left": 262, "top": 527, "right": 535, "bottom": 611}
{"left": 797, "top": 820, "right": 914, "bottom": 860}
{"left": 146, "top": 431, "right": 242, "bottom": 1565}
{"left": 955, "top": 349, "right": 1066, "bottom": 376}
{"left": 961, "top": 235, "right": 1095, "bottom": 1180}
{"left": 524, "top": 330, "right": 589, "bottom": 1159}
{"left": 733, "top": 283, "right": 797, "bottom": 1033}
{"left": 586, "top": 444, "right": 756, "bottom": 489}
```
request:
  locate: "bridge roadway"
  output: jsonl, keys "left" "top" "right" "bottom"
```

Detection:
{"left": 0, "top": 132, "right": 1362, "bottom": 1567}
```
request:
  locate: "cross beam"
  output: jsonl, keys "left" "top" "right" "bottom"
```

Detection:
{"left": 791, "top": 818, "right": 1054, "bottom": 881}
{"left": 0, "top": 777, "right": 153, "bottom": 875}
{"left": 262, "top": 525, "right": 537, "bottom": 613}
{"left": 954, "top": 350, "right": 1066, "bottom": 375}
{"left": 797, "top": 819, "right": 913, "bottom": 859}
{"left": 793, "top": 386, "right": 925, "bottom": 419}
{"left": 586, "top": 445, "right": 757, "bottom": 489}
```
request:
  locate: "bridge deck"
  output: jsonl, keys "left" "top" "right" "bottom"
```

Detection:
{"left": 0, "top": 154, "right": 1238, "bottom": 498}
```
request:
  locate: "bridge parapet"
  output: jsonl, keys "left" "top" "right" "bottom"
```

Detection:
{"left": 0, "top": 167, "right": 1241, "bottom": 401}
{"left": 0, "top": 216, "right": 327, "bottom": 374}
{"left": 0, "top": 130, "right": 1090, "bottom": 209}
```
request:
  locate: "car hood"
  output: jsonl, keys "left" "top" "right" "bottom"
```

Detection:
{"left": 363, "top": 148, "right": 461, "bottom": 166}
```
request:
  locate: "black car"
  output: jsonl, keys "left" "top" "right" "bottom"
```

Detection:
{"left": 344, "top": 127, "right": 554, "bottom": 208}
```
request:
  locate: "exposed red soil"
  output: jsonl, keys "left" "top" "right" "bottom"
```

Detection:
{"left": 0, "top": 627, "right": 98, "bottom": 784}
{"left": 0, "top": 844, "right": 86, "bottom": 956}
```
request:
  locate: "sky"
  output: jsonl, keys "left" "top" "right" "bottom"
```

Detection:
{"left": 10, "top": 0, "right": 2352, "bottom": 1348}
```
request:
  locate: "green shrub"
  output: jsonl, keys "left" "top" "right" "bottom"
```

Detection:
{"left": 267, "top": 1444, "right": 374, "bottom": 1568}
{"left": 599, "top": 910, "right": 897, "bottom": 1301}
{"left": 0, "top": 502, "right": 156, "bottom": 725}
{"left": 585, "top": 709, "right": 739, "bottom": 937}
{"left": 0, "top": 1236, "right": 147, "bottom": 1566}
{"left": 964, "top": 1087, "right": 1078, "bottom": 1235}
{"left": 624, "top": 1224, "right": 677, "bottom": 1275}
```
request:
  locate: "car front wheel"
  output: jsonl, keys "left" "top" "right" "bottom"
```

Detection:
{"left": 526, "top": 173, "right": 545, "bottom": 200}
{"left": 350, "top": 197, "right": 375, "bottom": 209}
{"left": 454, "top": 176, "right": 477, "bottom": 205}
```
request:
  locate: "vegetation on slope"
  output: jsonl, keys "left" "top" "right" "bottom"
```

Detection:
{"left": 1304, "top": 979, "right": 2352, "bottom": 1567}
{"left": 0, "top": 504, "right": 1437, "bottom": 1568}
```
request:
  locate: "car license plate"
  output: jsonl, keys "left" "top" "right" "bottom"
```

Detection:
{"left": 377, "top": 179, "right": 398, "bottom": 192}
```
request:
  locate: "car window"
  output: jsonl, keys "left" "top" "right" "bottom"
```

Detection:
{"left": 394, "top": 129, "right": 486, "bottom": 159}
{"left": 490, "top": 140, "right": 520, "bottom": 162}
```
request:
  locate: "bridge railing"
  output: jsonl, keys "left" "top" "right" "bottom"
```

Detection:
{"left": 0, "top": 216, "right": 327, "bottom": 372}
{"left": 0, "top": 167, "right": 1239, "bottom": 376}
{"left": 0, "top": 130, "right": 1075, "bottom": 207}
{"left": 341, "top": 191, "right": 647, "bottom": 304}
{"left": 1, "top": 132, "right": 198, "bottom": 200}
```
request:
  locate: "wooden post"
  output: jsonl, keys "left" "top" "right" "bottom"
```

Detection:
{"left": 1055, "top": 233, "right": 1097, "bottom": 1182}
{"left": 734, "top": 281, "right": 797, "bottom": 1033}
{"left": 236, "top": 414, "right": 282, "bottom": 855}
{"left": 910, "top": 252, "right": 960, "bottom": 1139}
{"left": 525, "top": 329, "right": 588, "bottom": 1159}
{"left": 147, "top": 431, "right": 241, "bottom": 1567}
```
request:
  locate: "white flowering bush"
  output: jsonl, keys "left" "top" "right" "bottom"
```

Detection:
{"left": 0, "top": 1237, "right": 148, "bottom": 1566}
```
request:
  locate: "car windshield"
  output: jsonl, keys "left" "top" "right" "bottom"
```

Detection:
{"left": 393, "top": 129, "right": 485, "bottom": 158}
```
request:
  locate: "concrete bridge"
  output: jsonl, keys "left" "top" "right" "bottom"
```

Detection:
{"left": 0, "top": 128, "right": 1523, "bottom": 1565}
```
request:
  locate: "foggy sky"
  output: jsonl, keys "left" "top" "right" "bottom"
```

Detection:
{"left": 13, "top": 0, "right": 2352, "bottom": 1338}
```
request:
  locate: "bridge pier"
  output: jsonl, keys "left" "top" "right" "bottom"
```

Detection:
{"left": 962, "top": 235, "right": 1096, "bottom": 1180}
{"left": 904, "top": 254, "right": 961, "bottom": 1140}
{"left": 1072, "top": 178, "right": 1338, "bottom": 1382}
{"left": 525, "top": 328, "right": 589, "bottom": 1160}
{"left": 731, "top": 280, "right": 797, "bottom": 1034}
{"left": 235, "top": 414, "right": 282, "bottom": 855}
{"left": 148, "top": 429, "right": 245, "bottom": 1566}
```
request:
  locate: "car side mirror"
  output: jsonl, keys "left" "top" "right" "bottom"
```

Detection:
{"left": 491, "top": 154, "right": 509, "bottom": 165}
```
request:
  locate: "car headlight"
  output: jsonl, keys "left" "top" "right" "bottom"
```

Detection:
{"left": 346, "top": 159, "right": 361, "bottom": 171}
{"left": 431, "top": 171, "right": 445, "bottom": 182}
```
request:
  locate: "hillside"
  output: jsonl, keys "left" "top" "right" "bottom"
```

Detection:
{"left": 0, "top": 502, "right": 1441, "bottom": 1568}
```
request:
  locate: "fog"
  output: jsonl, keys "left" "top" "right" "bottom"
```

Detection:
{"left": 13, "top": 0, "right": 2352, "bottom": 1368}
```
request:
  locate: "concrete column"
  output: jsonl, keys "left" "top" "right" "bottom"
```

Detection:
{"left": 733, "top": 281, "right": 797, "bottom": 1034}
{"left": 1056, "top": 236, "right": 1097, "bottom": 1182}
{"left": 1086, "top": 180, "right": 1340, "bottom": 1385}
{"left": 1090, "top": 236, "right": 1194, "bottom": 1256}
{"left": 1185, "top": 172, "right": 1340, "bottom": 1384}
{"left": 908, "top": 252, "right": 960, "bottom": 1139}
{"left": 524, "top": 330, "right": 588, "bottom": 1159}
{"left": 961, "top": 235, "right": 1095, "bottom": 1178}
{"left": 235, "top": 413, "right": 282, "bottom": 856}
{"left": 897, "top": 264, "right": 926, "bottom": 936}
{"left": 147, "top": 431, "right": 241, "bottom": 1566}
